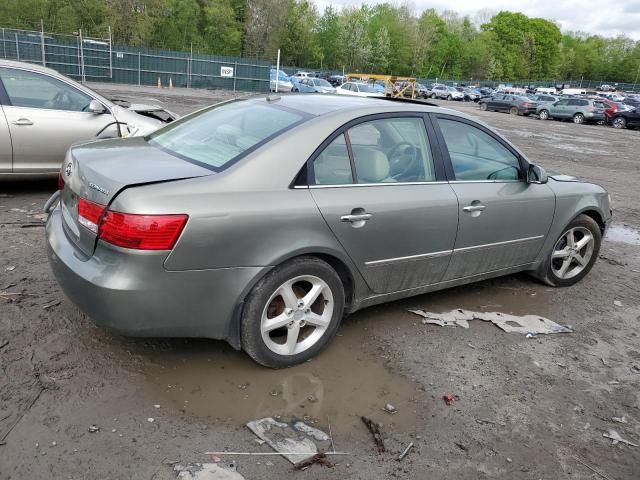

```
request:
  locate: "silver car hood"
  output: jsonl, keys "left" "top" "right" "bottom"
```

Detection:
{"left": 110, "top": 105, "right": 176, "bottom": 137}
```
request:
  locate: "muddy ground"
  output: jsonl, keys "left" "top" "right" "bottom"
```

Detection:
{"left": 1, "top": 87, "right": 639, "bottom": 480}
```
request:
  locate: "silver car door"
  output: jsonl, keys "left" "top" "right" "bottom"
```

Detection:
{"left": 431, "top": 114, "right": 555, "bottom": 280}
{"left": 0, "top": 67, "right": 116, "bottom": 173}
{"left": 0, "top": 105, "right": 11, "bottom": 173}
{"left": 309, "top": 115, "right": 458, "bottom": 294}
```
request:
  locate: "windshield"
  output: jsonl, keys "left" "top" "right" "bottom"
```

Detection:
{"left": 357, "top": 84, "right": 377, "bottom": 93}
{"left": 147, "top": 100, "right": 305, "bottom": 171}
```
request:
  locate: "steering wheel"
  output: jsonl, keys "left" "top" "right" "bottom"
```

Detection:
{"left": 388, "top": 142, "right": 418, "bottom": 179}
{"left": 44, "top": 91, "right": 66, "bottom": 109}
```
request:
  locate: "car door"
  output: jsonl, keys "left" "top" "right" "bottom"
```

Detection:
{"left": 0, "top": 66, "right": 116, "bottom": 173}
{"left": 308, "top": 114, "right": 459, "bottom": 294}
{"left": 488, "top": 95, "right": 503, "bottom": 110}
{"left": 550, "top": 99, "right": 570, "bottom": 118}
{"left": 430, "top": 114, "right": 555, "bottom": 280}
{"left": 0, "top": 84, "right": 11, "bottom": 172}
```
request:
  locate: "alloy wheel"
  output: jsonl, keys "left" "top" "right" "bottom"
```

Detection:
{"left": 551, "top": 227, "right": 594, "bottom": 280}
{"left": 573, "top": 113, "right": 584, "bottom": 124}
{"left": 612, "top": 117, "right": 626, "bottom": 129}
{"left": 260, "top": 275, "right": 334, "bottom": 356}
{"left": 539, "top": 110, "right": 549, "bottom": 120}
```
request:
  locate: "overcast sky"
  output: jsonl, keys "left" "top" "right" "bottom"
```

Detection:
{"left": 314, "top": 0, "right": 640, "bottom": 40}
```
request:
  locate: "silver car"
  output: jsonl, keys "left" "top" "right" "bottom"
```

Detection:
{"left": 46, "top": 95, "right": 611, "bottom": 368}
{"left": 0, "top": 60, "right": 176, "bottom": 177}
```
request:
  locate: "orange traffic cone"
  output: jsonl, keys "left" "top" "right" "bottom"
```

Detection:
{"left": 157, "top": 77, "right": 162, "bottom": 88}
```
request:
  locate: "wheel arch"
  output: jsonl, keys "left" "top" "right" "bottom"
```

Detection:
{"left": 227, "top": 248, "right": 362, "bottom": 350}
{"left": 576, "top": 208, "right": 606, "bottom": 234}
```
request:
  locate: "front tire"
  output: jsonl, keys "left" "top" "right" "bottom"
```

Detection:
{"left": 510, "top": 106, "right": 518, "bottom": 115}
{"left": 447, "top": 95, "right": 452, "bottom": 101}
{"left": 480, "top": 102, "right": 488, "bottom": 111}
{"left": 612, "top": 117, "right": 626, "bottom": 129}
{"left": 241, "top": 256, "right": 345, "bottom": 368}
{"left": 538, "top": 214, "right": 601, "bottom": 287}
{"left": 539, "top": 109, "right": 549, "bottom": 120}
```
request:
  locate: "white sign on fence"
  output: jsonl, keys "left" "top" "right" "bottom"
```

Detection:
{"left": 116, "top": 52, "right": 124, "bottom": 59}
{"left": 221, "top": 66, "right": 234, "bottom": 77}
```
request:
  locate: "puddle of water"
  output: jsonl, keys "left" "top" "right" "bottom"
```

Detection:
{"left": 605, "top": 224, "right": 640, "bottom": 246}
{"left": 142, "top": 317, "right": 424, "bottom": 434}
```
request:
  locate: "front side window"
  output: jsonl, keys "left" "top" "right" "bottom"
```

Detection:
{"left": 148, "top": 100, "right": 304, "bottom": 171}
{"left": 556, "top": 99, "right": 569, "bottom": 106}
{"left": 0, "top": 67, "right": 92, "bottom": 112}
{"left": 438, "top": 119, "right": 521, "bottom": 181}
{"left": 349, "top": 117, "right": 435, "bottom": 184}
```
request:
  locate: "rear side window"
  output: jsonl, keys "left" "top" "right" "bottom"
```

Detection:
{"left": 148, "top": 100, "right": 304, "bottom": 171}
{"left": 313, "top": 134, "right": 353, "bottom": 185}
{"left": 438, "top": 119, "right": 521, "bottom": 181}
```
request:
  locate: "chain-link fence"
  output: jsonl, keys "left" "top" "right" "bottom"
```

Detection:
{"left": 0, "top": 27, "right": 270, "bottom": 92}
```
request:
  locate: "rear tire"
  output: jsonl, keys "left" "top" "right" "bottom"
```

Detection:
{"left": 612, "top": 117, "right": 626, "bottom": 129}
{"left": 241, "top": 256, "right": 345, "bottom": 368}
{"left": 536, "top": 214, "right": 601, "bottom": 287}
{"left": 480, "top": 102, "right": 488, "bottom": 111}
{"left": 510, "top": 106, "right": 518, "bottom": 115}
{"left": 573, "top": 113, "right": 585, "bottom": 124}
{"left": 430, "top": 93, "right": 436, "bottom": 99}
{"left": 447, "top": 95, "right": 452, "bottom": 101}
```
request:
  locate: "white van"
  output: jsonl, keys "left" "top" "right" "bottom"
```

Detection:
{"left": 561, "top": 88, "right": 587, "bottom": 96}
{"left": 536, "top": 87, "right": 556, "bottom": 94}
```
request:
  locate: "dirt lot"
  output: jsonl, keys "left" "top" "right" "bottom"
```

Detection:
{"left": 1, "top": 88, "right": 639, "bottom": 480}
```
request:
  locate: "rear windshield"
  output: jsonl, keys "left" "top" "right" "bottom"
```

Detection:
{"left": 147, "top": 100, "right": 305, "bottom": 171}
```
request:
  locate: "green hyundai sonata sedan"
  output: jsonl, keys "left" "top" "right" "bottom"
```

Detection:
{"left": 45, "top": 94, "right": 611, "bottom": 367}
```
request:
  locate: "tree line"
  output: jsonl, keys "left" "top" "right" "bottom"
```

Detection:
{"left": 1, "top": 0, "right": 639, "bottom": 82}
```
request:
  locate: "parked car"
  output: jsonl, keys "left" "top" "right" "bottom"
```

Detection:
{"left": 295, "top": 77, "right": 336, "bottom": 94}
{"left": 532, "top": 94, "right": 559, "bottom": 104}
{"left": 290, "top": 77, "right": 315, "bottom": 93}
{"left": 601, "top": 99, "right": 630, "bottom": 122}
{"left": 270, "top": 68, "right": 293, "bottom": 92}
{"left": 327, "top": 75, "right": 345, "bottom": 87}
{"left": 416, "top": 83, "right": 429, "bottom": 98}
{"left": 535, "top": 87, "right": 556, "bottom": 95}
{"left": 462, "top": 88, "right": 481, "bottom": 102}
{"left": 431, "top": 85, "right": 463, "bottom": 100}
{"left": 336, "top": 82, "right": 383, "bottom": 97}
{"left": 46, "top": 94, "right": 611, "bottom": 367}
{"left": 598, "top": 84, "right": 615, "bottom": 92}
{"left": 293, "top": 71, "right": 313, "bottom": 79}
{"left": 536, "top": 98, "right": 606, "bottom": 124}
{"left": 479, "top": 94, "right": 538, "bottom": 115}
{"left": 0, "top": 59, "right": 176, "bottom": 177}
{"left": 609, "top": 108, "right": 640, "bottom": 129}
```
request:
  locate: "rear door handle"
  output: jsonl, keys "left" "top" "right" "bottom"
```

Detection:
{"left": 12, "top": 118, "right": 34, "bottom": 126}
{"left": 463, "top": 205, "right": 486, "bottom": 212}
{"left": 341, "top": 213, "right": 372, "bottom": 222}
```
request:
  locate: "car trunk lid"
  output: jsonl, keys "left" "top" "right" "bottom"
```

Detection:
{"left": 59, "top": 137, "right": 213, "bottom": 257}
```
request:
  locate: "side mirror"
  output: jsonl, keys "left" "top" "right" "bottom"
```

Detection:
{"left": 88, "top": 99, "right": 106, "bottom": 114}
{"left": 528, "top": 164, "right": 548, "bottom": 184}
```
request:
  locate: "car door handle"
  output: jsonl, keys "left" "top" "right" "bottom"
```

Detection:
{"left": 12, "top": 118, "right": 34, "bottom": 126}
{"left": 463, "top": 205, "right": 486, "bottom": 212}
{"left": 341, "top": 213, "right": 372, "bottom": 222}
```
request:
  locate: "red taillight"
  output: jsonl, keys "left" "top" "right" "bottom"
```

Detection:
{"left": 78, "top": 198, "right": 106, "bottom": 233}
{"left": 58, "top": 172, "right": 65, "bottom": 191}
{"left": 98, "top": 211, "right": 188, "bottom": 250}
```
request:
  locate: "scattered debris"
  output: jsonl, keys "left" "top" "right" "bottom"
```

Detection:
{"left": 613, "top": 300, "right": 623, "bottom": 307}
{"left": 246, "top": 417, "right": 331, "bottom": 464}
{"left": 42, "top": 300, "right": 61, "bottom": 310}
{"left": 608, "top": 381, "right": 620, "bottom": 385}
{"left": 601, "top": 357, "right": 608, "bottom": 366}
{"left": 88, "top": 425, "right": 100, "bottom": 433}
{"left": 147, "top": 418, "right": 155, "bottom": 423}
{"left": 603, "top": 429, "right": 638, "bottom": 447}
{"left": 573, "top": 455, "right": 615, "bottom": 480}
{"left": 397, "top": 442, "right": 414, "bottom": 461}
{"left": 5, "top": 266, "right": 15, "bottom": 271}
{"left": 382, "top": 403, "right": 397, "bottom": 414}
{"left": 632, "top": 364, "right": 640, "bottom": 373}
{"left": 443, "top": 393, "right": 460, "bottom": 406}
{"left": 361, "top": 416, "right": 385, "bottom": 453}
{"left": 454, "top": 442, "right": 467, "bottom": 452}
{"left": 294, "top": 452, "right": 335, "bottom": 470}
{"left": 154, "top": 404, "right": 161, "bottom": 409}
{"left": 174, "top": 462, "right": 244, "bottom": 480}
{"left": 0, "top": 339, "right": 8, "bottom": 350}
{"left": 326, "top": 416, "right": 336, "bottom": 454}
{"left": 506, "top": 457, "right": 513, "bottom": 463}
{"left": 408, "top": 309, "right": 572, "bottom": 335}
{"left": 611, "top": 416, "right": 627, "bottom": 424}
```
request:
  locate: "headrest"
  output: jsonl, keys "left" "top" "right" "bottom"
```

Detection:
{"left": 352, "top": 146, "right": 390, "bottom": 183}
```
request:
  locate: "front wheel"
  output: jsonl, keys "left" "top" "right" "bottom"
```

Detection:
{"left": 480, "top": 102, "right": 488, "bottom": 111}
{"left": 612, "top": 117, "right": 626, "bottom": 129}
{"left": 430, "top": 93, "right": 436, "bottom": 99}
{"left": 447, "top": 95, "right": 452, "bottom": 101}
{"left": 241, "top": 256, "right": 345, "bottom": 368}
{"left": 573, "top": 113, "right": 585, "bottom": 124}
{"left": 538, "top": 214, "right": 601, "bottom": 287}
{"left": 510, "top": 106, "right": 518, "bottom": 115}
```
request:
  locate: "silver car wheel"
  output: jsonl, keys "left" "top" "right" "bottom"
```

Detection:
{"left": 612, "top": 117, "right": 625, "bottom": 129}
{"left": 573, "top": 113, "right": 584, "bottom": 124}
{"left": 551, "top": 227, "right": 594, "bottom": 280}
{"left": 539, "top": 110, "right": 549, "bottom": 120}
{"left": 260, "top": 275, "right": 334, "bottom": 356}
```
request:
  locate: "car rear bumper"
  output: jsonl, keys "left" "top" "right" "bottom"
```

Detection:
{"left": 519, "top": 107, "right": 537, "bottom": 115}
{"left": 46, "top": 207, "right": 268, "bottom": 343}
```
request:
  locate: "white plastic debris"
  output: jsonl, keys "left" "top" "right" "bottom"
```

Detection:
{"left": 603, "top": 429, "right": 638, "bottom": 447}
{"left": 408, "top": 309, "right": 573, "bottom": 335}
{"left": 174, "top": 462, "right": 244, "bottom": 479}
{"left": 612, "top": 416, "right": 628, "bottom": 424}
{"left": 246, "top": 417, "right": 331, "bottom": 464}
